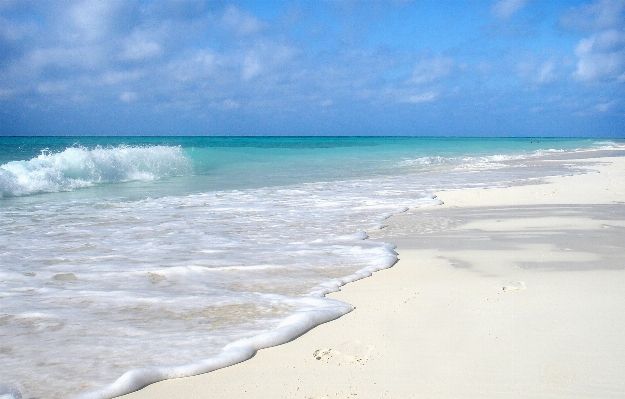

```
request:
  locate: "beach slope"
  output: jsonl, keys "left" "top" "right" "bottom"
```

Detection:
{"left": 121, "top": 155, "right": 625, "bottom": 399}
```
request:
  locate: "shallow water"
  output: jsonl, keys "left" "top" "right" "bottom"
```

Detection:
{"left": 0, "top": 137, "right": 621, "bottom": 398}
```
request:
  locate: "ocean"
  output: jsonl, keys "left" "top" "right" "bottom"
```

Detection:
{"left": 0, "top": 136, "right": 621, "bottom": 399}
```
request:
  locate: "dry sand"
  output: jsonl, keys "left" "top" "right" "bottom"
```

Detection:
{"left": 121, "top": 154, "right": 625, "bottom": 399}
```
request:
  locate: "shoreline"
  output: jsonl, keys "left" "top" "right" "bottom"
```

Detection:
{"left": 120, "top": 153, "right": 625, "bottom": 398}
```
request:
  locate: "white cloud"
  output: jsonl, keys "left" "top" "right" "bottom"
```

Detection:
{"left": 2, "top": 1, "right": 620, "bottom": 137}
{"left": 119, "top": 91, "right": 137, "bottom": 102}
{"left": 536, "top": 61, "right": 557, "bottom": 83}
{"left": 0, "top": 17, "right": 38, "bottom": 42}
{"left": 405, "top": 92, "right": 438, "bottom": 103}
{"left": 517, "top": 58, "right": 558, "bottom": 84}
{"left": 25, "top": 46, "right": 105, "bottom": 70}
{"left": 71, "top": 93, "right": 89, "bottom": 103}
{"left": 221, "top": 6, "right": 267, "bottom": 36}
{"left": 101, "top": 70, "right": 144, "bottom": 85}
{"left": 596, "top": 100, "right": 617, "bottom": 111}
{"left": 573, "top": 29, "right": 625, "bottom": 82}
{"left": 0, "top": 88, "right": 18, "bottom": 98}
{"left": 120, "top": 32, "right": 162, "bottom": 61}
{"left": 211, "top": 99, "right": 240, "bottom": 110}
{"left": 240, "top": 41, "right": 297, "bottom": 81}
{"left": 167, "top": 50, "right": 218, "bottom": 82}
{"left": 560, "top": 0, "right": 625, "bottom": 31}
{"left": 409, "top": 56, "right": 454, "bottom": 85}
{"left": 589, "top": 29, "right": 625, "bottom": 52}
{"left": 242, "top": 53, "right": 262, "bottom": 80}
{"left": 36, "top": 81, "right": 69, "bottom": 94}
{"left": 69, "top": 0, "right": 123, "bottom": 42}
{"left": 562, "top": 1, "right": 625, "bottom": 83}
{"left": 492, "top": 0, "right": 527, "bottom": 19}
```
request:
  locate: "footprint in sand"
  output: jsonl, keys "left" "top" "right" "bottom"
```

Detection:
{"left": 147, "top": 272, "right": 167, "bottom": 284}
{"left": 313, "top": 340, "right": 376, "bottom": 366}
{"left": 503, "top": 281, "right": 526, "bottom": 292}
{"left": 53, "top": 273, "right": 77, "bottom": 281}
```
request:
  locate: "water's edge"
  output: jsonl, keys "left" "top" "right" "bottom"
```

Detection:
{"left": 77, "top": 205, "right": 426, "bottom": 399}
{"left": 3, "top": 142, "right": 621, "bottom": 399}
{"left": 78, "top": 148, "right": 620, "bottom": 398}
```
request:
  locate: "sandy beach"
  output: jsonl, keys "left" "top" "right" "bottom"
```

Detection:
{"left": 121, "top": 153, "right": 625, "bottom": 399}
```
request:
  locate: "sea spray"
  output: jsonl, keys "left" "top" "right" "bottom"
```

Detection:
{"left": 0, "top": 145, "right": 191, "bottom": 198}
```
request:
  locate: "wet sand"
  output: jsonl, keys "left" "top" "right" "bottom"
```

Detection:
{"left": 121, "top": 154, "right": 625, "bottom": 399}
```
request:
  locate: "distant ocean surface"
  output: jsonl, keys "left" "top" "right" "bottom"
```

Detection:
{"left": 0, "top": 136, "right": 621, "bottom": 399}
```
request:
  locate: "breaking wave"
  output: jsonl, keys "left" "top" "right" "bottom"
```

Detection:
{"left": 0, "top": 146, "right": 192, "bottom": 198}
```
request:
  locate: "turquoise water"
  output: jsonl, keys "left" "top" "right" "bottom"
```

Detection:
{"left": 0, "top": 136, "right": 605, "bottom": 199}
{"left": 0, "top": 137, "right": 621, "bottom": 399}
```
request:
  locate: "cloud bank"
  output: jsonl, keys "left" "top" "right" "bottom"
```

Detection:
{"left": 0, "top": 0, "right": 623, "bottom": 136}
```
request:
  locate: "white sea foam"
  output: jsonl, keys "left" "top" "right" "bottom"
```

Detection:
{"left": 397, "top": 156, "right": 448, "bottom": 167}
{"left": 0, "top": 144, "right": 605, "bottom": 399}
{"left": 77, "top": 299, "right": 354, "bottom": 399}
{"left": 0, "top": 173, "right": 441, "bottom": 399}
{"left": 398, "top": 143, "right": 625, "bottom": 174}
{"left": 398, "top": 153, "right": 526, "bottom": 171}
{"left": 0, "top": 384, "right": 22, "bottom": 399}
{"left": 0, "top": 145, "right": 191, "bottom": 198}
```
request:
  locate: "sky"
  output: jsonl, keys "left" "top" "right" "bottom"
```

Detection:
{"left": 0, "top": 0, "right": 624, "bottom": 137}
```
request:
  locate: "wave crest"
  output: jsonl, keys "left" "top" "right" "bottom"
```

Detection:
{"left": 0, "top": 145, "right": 192, "bottom": 198}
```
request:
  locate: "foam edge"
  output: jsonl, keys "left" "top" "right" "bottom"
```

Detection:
{"left": 75, "top": 303, "right": 352, "bottom": 399}
{"left": 76, "top": 200, "right": 440, "bottom": 399}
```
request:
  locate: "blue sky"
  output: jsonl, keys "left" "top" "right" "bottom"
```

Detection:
{"left": 0, "top": 0, "right": 623, "bottom": 137}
